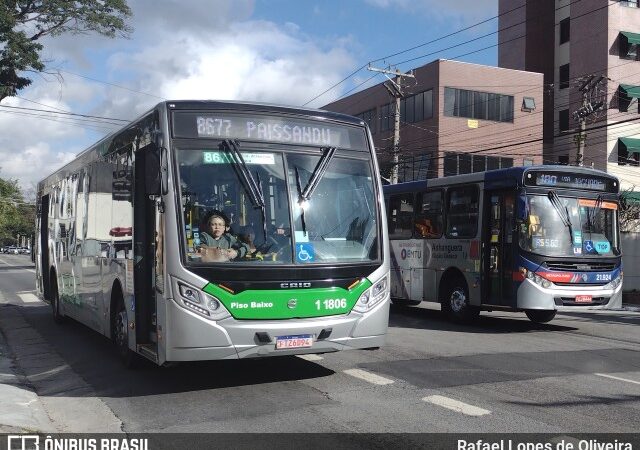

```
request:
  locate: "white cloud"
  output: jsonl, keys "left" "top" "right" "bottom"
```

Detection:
{"left": 0, "top": 0, "right": 358, "bottom": 190}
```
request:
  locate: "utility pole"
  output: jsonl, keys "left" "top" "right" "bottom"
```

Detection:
{"left": 573, "top": 75, "right": 606, "bottom": 166}
{"left": 367, "top": 65, "right": 415, "bottom": 184}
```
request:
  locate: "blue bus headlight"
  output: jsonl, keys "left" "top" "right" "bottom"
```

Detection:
{"left": 353, "top": 275, "right": 389, "bottom": 313}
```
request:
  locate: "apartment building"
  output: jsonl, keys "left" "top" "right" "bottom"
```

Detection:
{"left": 499, "top": 0, "right": 640, "bottom": 191}
{"left": 322, "top": 59, "right": 544, "bottom": 181}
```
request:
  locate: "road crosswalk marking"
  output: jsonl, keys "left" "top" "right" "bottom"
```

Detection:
{"left": 343, "top": 368, "right": 394, "bottom": 385}
{"left": 595, "top": 373, "right": 640, "bottom": 386}
{"left": 297, "top": 354, "right": 324, "bottom": 361}
{"left": 422, "top": 395, "right": 491, "bottom": 416}
{"left": 17, "top": 293, "right": 42, "bottom": 304}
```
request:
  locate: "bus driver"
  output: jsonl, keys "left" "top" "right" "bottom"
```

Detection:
{"left": 199, "top": 210, "right": 249, "bottom": 262}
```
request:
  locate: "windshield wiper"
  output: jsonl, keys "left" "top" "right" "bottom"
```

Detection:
{"left": 220, "top": 139, "right": 267, "bottom": 242}
{"left": 294, "top": 147, "right": 337, "bottom": 236}
{"left": 547, "top": 190, "right": 574, "bottom": 245}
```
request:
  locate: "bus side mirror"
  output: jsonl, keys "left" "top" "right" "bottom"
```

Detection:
{"left": 145, "top": 146, "right": 168, "bottom": 196}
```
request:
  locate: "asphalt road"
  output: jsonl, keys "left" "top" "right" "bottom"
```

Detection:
{"left": 1, "top": 253, "right": 639, "bottom": 435}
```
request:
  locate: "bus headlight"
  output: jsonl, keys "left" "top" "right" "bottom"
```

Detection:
{"left": 176, "top": 280, "right": 230, "bottom": 321}
{"left": 520, "top": 268, "right": 553, "bottom": 289}
{"left": 353, "top": 275, "right": 389, "bottom": 313}
{"left": 604, "top": 273, "right": 623, "bottom": 290}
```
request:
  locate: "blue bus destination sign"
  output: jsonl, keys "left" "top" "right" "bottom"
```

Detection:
{"left": 172, "top": 112, "right": 368, "bottom": 150}
{"left": 525, "top": 171, "right": 617, "bottom": 192}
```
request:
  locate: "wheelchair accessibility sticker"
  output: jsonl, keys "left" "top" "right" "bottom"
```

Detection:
{"left": 296, "top": 243, "right": 315, "bottom": 263}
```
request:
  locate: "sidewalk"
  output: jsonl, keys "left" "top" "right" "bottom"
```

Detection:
{"left": 0, "top": 303, "right": 123, "bottom": 433}
{"left": 0, "top": 308, "right": 56, "bottom": 433}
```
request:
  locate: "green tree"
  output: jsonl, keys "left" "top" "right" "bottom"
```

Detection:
{"left": 1, "top": 0, "right": 132, "bottom": 102}
{"left": 0, "top": 176, "right": 35, "bottom": 245}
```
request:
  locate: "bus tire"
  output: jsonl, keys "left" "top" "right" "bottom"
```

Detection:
{"left": 112, "top": 294, "right": 140, "bottom": 369}
{"left": 525, "top": 310, "right": 556, "bottom": 324}
{"left": 51, "top": 272, "right": 66, "bottom": 324}
{"left": 391, "top": 298, "right": 422, "bottom": 306}
{"left": 440, "top": 278, "right": 479, "bottom": 323}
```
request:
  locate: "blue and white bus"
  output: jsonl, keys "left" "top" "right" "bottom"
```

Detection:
{"left": 383, "top": 166, "right": 622, "bottom": 323}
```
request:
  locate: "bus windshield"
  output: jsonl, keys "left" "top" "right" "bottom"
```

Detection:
{"left": 176, "top": 147, "right": 379, "bottom": 265}
{"left": 520, "top": 194, "right": 619, "bottom": 257}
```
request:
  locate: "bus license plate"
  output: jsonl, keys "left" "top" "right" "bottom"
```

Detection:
{"left": 575, "top": 295, "right": 593, "bottom": 303}
{"left": 276, "top": 334, "right": 313, "bottom": 349}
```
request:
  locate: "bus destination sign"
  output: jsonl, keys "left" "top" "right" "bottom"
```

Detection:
{"left": 173, "top": 112, "right": 368, "bottom": 151}
{"left": 526, "top": 171, "right": 617, "bottom": 192}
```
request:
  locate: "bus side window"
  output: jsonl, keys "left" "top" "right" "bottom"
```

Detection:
{"left": 415, "top": 190, "right": 443, "bottom": 238}
{"left": 388, "top": 193, "right": 414, "bottom": 239}
{"left": 446, "top": 186, "right": 479, "bottom": 238}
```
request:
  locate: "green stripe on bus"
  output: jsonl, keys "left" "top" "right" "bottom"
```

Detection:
{"left": 202, "top": 280, "right": 372, "bottom": 320}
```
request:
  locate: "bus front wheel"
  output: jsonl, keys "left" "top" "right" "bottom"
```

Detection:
{"left": 525, "top": 310, "right": 557, "bottom": 324}
{"left": 112, "top": 298, "right": 140, "bottom": 368}
{"left": 51, "top": 276, "right": 66, "bottom": 324}
{"left": 441, "top": 280, "right": 479, "bottom": 323}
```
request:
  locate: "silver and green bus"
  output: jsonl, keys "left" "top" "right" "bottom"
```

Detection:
{"left": 384, "top": 166, "right": 622, "bottom": 324}
{"left": 35, "top": 101, "right": 389, "bottom": 366}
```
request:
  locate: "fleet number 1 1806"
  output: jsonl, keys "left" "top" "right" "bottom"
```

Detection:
{"left": 315, "top": 298, "right": 347, "bottom": 310}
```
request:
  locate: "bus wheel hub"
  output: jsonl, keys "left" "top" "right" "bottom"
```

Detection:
{"left": 450, "top": 289, "right": 466, "bottom": 312}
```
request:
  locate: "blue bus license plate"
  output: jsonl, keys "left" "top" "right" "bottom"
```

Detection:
{"left": 276, "top": 334, "right": 313, "bottom": 349}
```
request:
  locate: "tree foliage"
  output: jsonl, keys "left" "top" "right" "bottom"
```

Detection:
{"left": 0, "top": 176, "right": 35, "bottom": 245}
{"left": 0, "top": 0, "right": 132, "bottom": 101}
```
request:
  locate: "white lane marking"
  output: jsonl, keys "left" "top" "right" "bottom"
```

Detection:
{"left": 595, "top": 373, "right": 640, "bottom": 386}
{"left": 343, "top": 368, "right": 394, "bottom": 385}
{"left": 422, "top": 395, "right": 491, "bottom": 417}
{"left": 18, "top": 293, "right": 42, "bottom": 304}
{"left": 0, "top": 257, "right": 9, "bottom": 265}
{"left": 16, "top": 290, "right": 36, "bottom": 294}
{"left": 297, "top": 354, "right": 324, "bottom": 361}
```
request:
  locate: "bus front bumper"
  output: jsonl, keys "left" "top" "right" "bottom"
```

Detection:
{"left": 517, "top": 279, "right": 623, "bottom": 311}
{"left": 164, "top": 296, "right": 389, "bottom": 361}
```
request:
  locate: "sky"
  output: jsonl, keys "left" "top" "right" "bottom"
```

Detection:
{"left": 0, "top": 0, "right": 498, "bottom": 193}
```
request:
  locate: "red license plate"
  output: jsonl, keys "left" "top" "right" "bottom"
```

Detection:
{"left": 276, "top": 334, "right": 313, "bottom": 349}
{"left": 575, "top": 295, "right": 593, "bottom": 303}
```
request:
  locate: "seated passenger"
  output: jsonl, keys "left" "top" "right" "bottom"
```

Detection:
{"left": 199, "top": 210, "right": 249, "bottom": 262}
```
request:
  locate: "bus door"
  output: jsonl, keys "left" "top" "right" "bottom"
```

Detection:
{"left": 484, "top": 191, "right": 516, "bottom": 306}
{"left": 40, "top": 194, "right": 51, "bottom": 301}
{"left": 133, "top": 146, "right": 159, "bottom": 354}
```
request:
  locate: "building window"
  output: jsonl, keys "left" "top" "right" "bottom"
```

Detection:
{"left": 559, "top": 18, "right": 570, "bottom": 44}
{"left": 522, "top": 97, "right": 536, "bottom": 112}
{"left": 559, "top": 64, "right": 570, "bottom": 89}
{"left": 618, "top": 84, "right": 640, "bottom": 112}
{"left": 558, "top": 155, "right": 569, "bottom": 165}
{"left": 472, "top": 155, "right": 486, "bottom": 172}
{"left": 380, "top": 103, "right": 393, "bottom": 132}
{"left": 523, "top": 159, "right": 534, "bottom": 166}
{"left": 398, "top": 153, "right": 434, "bottom": 182}
{"left": 619, "top": 31, "right": 639, "bottom": 60}
{"left": 618, "top": 137, "right": 640, "bottom": 166}
{"left": 399, "top": 90, "right": 433, "bottom": 125}
{"left": 444, "top": 87, "right": 514, "bottom": 123}
{"left": 620, "top": 0, "right": 639, "bottom": 7}
{"left": 444, "top": 152, "right": 458, "bottom": 176}
{"left": 559, "top": 109, "right": 570, "bottom": 132}
{"left": 459, "top": 153, "right": 472, "bottom": 174}
{"left": 355, "top": 108, "right": 376, "bottom": 134}
{"left": 487, "top": 156, "right": 500, "bottom": 170}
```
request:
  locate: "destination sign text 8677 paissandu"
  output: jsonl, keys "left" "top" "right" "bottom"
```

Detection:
{"left": 172, "top": 112, "right": 368, "bottom": 150}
